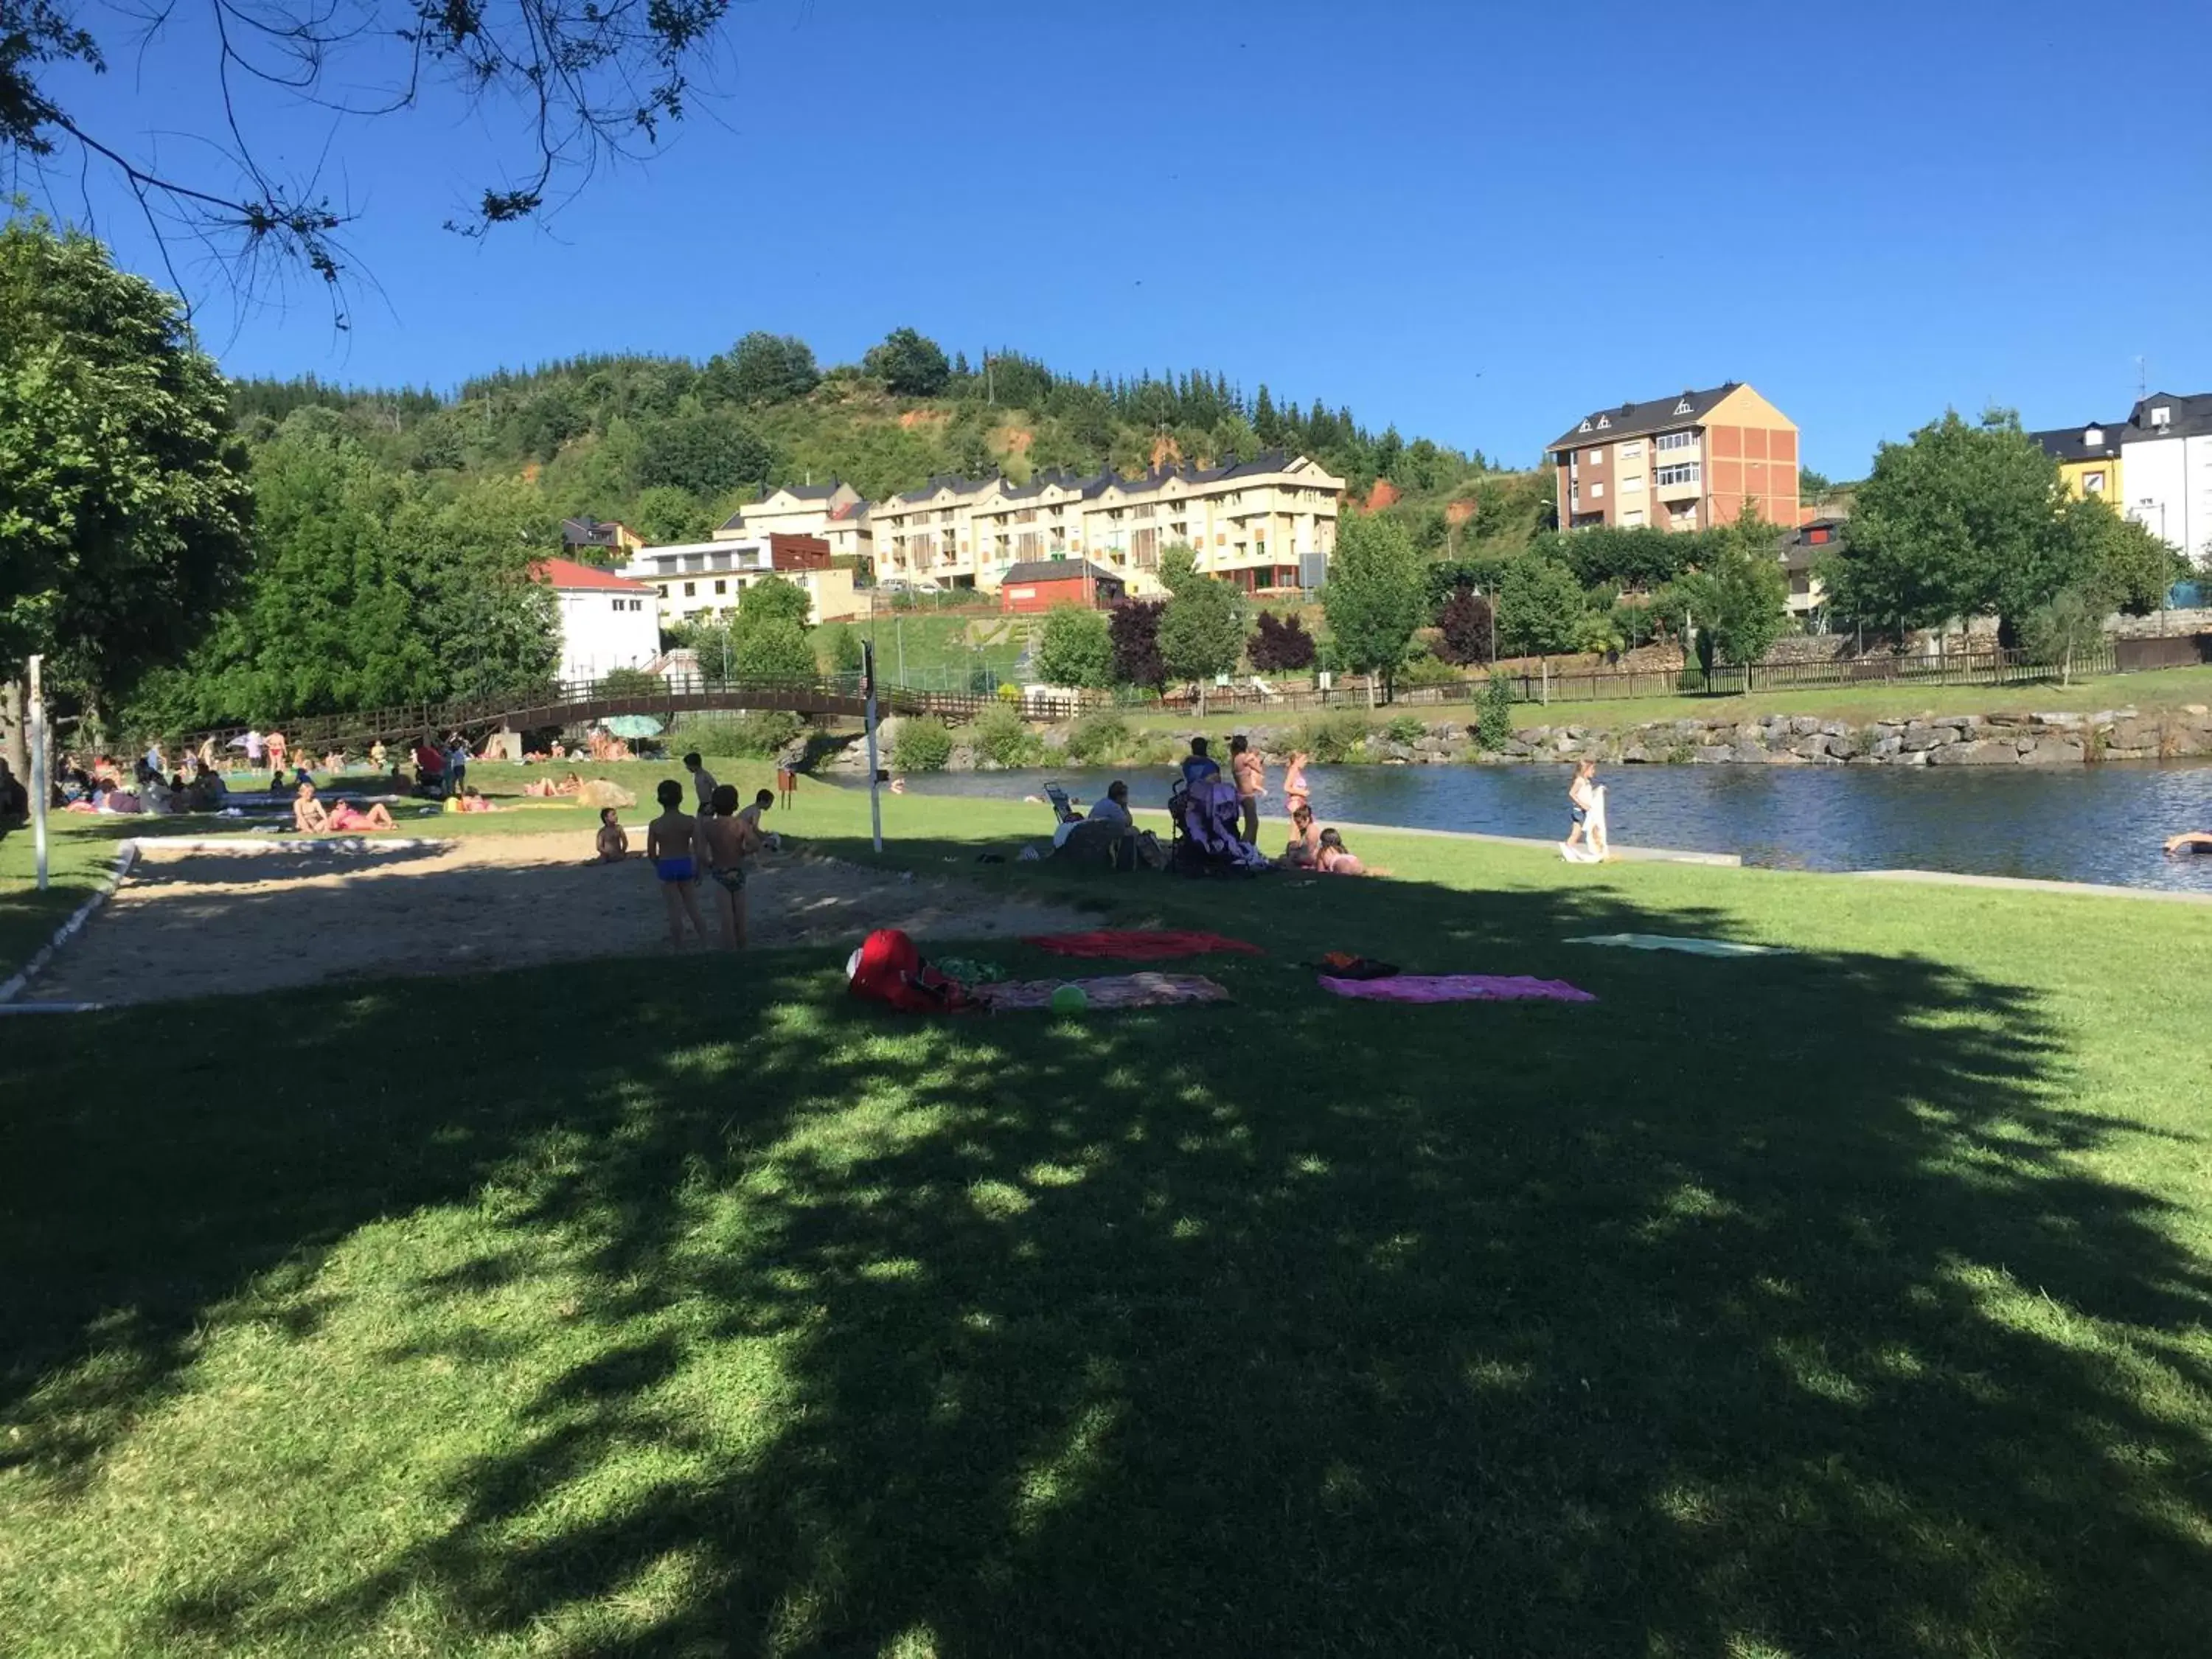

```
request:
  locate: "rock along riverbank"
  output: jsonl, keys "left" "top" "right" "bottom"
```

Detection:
{"left": 842, "top": 703, "right": 2212, "bottom": 772}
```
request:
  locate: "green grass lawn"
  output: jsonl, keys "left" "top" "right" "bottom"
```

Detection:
{"left": 4, "top": 796, "right": 2211, "bottom": 1655}
{"left": 853, "top": 610, "right": 1032, "bottom": 689}
{"left": 1121, "top": 664, "right": 2212, "bottom": 738}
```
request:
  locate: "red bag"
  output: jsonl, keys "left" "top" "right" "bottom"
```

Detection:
{"left": 846, "top": 929, "right": 978, "bottom": 1014}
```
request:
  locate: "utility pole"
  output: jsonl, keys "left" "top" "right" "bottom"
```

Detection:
{"left": 862, "top": 641, "right": 883, "bottom": 854}
{"left": 27, "top": 654, "right": 49, "bottom": 891}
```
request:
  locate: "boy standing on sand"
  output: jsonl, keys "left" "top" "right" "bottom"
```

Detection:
{"left": 685, "top": 751, "right": 717, "bottom": 814}
{"left": 645, "top": 779, "right": 708, "bottom": 949}
{"left": 699, "top": 785, "right": 755, "bottom": 950}
{"left": 1229, "top": 734, "right": 1265, "bottom": 846}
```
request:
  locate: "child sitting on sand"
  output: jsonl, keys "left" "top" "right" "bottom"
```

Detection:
{"left": 594, "top": 807, "right": 629, "bottom": 862}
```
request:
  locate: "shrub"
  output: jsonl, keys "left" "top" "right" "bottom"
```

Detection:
{"left": 1034, "top": 604, "right": 1116, "bottom": 689}
{"left": 1396, "top": 650, "right": 1464, "bottom": 688}
{"left": 1435, "top": 588, "right": 1494, "bottom": 666}
{"left": 597, "top": 665, "right": 664, "bottom": 695}
{"left": 892, "top": 716, "right": 954, "bottom": 772}
{"left": 967, "top": 702, "right": 1044, "bottom": 768}
{"left": 1296, "top": 711, "right": 1371, "bottom": 764}
{"left": 1109, "top": 599, "right": 1166, "bottom": 691}
{"left": 1385, "top": 714, "right": 1428, "bottom": 746}
{"left": 1065, "top": 710, "right": 1133, "bottom": 765}
{"left": 666, "top": 710, "right": 804, "bottom": 757}
{"left": 820, "top": 624, "right": 864, "bottom": 673}
{"left": 1475, "top": 669, "right": 1516, "bottom": 751}
{"left": 1249, "top": 611, "right": 1318, "bottom": 671}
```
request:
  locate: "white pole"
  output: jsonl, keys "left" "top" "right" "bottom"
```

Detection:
{"left": 863, "top": 641, "right": 883, "bottom": 855}
{"left": 27, "top": 654, "right": 49, "bottom": 891}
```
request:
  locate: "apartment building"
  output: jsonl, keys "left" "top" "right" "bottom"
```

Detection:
{"left": 2114, "top": 392, "right": 2212, "bottom": 563}
{"left": 619, "top": 532, "right": 862, "bottom": 627}
{"left": 2031, "top": 421, "right": 2126, "bottom": 502}
{"left": 1546, "top": 382, "right": 1801, "bottom": 533}
{"left": 868, "top": 451, "right": 1345, "bottom": 597}
{"left": 715, "top": 480, "right": 874, "bottom": 567}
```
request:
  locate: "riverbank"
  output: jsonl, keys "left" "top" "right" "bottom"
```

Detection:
{"left": 6, "top": 779, "right": 2212, "bottom": 1655}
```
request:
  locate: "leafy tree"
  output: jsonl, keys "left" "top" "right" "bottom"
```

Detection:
{"left": 1496, "top": 555, "right": 1589, "bottom": 656}
{"left": 821, "top": 623, "right": 865, "bottom": 673}
{"left": 1831, "top": 409, "right": 2067, "bottom": 638}
{"left": 730, "top": 619, "right": 814, "bottom": 683}
{"left": 863, "top": 328, "right": 952, "bottom": 397}
{"left": 1801, "top": 466, "right": 1836, "bottom": 498}
{"left": 1109, "top": 599, "right": 1166, "bottom": 692}
{"left": 1436, "top": 588, "right": 1494, "bottom": 666}
{"left": 2021, "top": 588, "right": 2104, "bottom": 684}
{"left": 1672, "top": 542, "right": 1789, "bottom": 667}
{"left": 597, "top": 664, "right": 663, "bottom": 695}
{"left": 1034, "top": 604, "right": 1115, "bottom": 689}
{"left": 1, "top": 214, "right": 253, "bottom": 761}
{"left": 891, "top": 715, "right": 953, "bottom": 772}
{"left": 1321, "top": 512, "right": 1427, "bottom": 702}
{"left": 636, "top": 410, "right": 772, "bottom": 498}
{"left": 1248, "top": 611, "right": 1317, "bottom": 671}
{"left": 709, "top": 333, "right": 819, "bottom": 406}
{"left": 0, "top": 0, "right": 742, "bottom": 305}
{"left": 630, "top": 484, "right": 706, "bottom": 544}
{"left": 1156, "top": 552, "right": 1248, "bottom": 712}
{"left": 2057, "top": 492, "right": 2184, "bottom": 616}
{"left": 735, "top": 574, "right": 813, "bottom": 630}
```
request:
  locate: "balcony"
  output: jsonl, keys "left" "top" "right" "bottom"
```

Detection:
{"left": 1653, "top": 466, "right": 1702, "bottom": 501}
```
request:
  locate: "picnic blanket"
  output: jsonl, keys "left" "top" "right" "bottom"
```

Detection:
{"left": 978, "top": 973, "right": 1231, "bottom": 1012}
{"left": 1566, "top": 933, "right": 1787, "bottom": 957}
{"left": 1024, "top": 930, "right": 1264, "bottom": 960}
{"left": 1318, "top": 973, "right": 1596, "bottom": 1005}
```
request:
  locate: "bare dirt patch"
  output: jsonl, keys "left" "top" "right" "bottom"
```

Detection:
{"left": 33, "top": 835, "right": 1091, "bottom": 1006}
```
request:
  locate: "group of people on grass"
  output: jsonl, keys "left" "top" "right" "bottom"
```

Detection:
{"left": 55, "top": 750, "right": 232, "bottom": 817}
{"left": 1175, "top": 734, "right": 1376, "bottom": 875}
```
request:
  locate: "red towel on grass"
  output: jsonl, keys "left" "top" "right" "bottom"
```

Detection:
{"left": 1023, "top": 929, "right": 1265, "bottom": 960}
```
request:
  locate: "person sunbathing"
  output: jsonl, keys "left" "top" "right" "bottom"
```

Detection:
{"left": 1283, "top": 804, "right": 1322, "bottom": 868}
{"left": 524, "top": 771, "right": 583, "bottom": 799}
{"left": 294, "top": 781, "right": 394, "bottom": 833}
{"left": 2165, "top": 831, "right": 2212, "bottom": 855}
{"left": 453, "top": 786, "right": 498, "bottom": 813}
{"left": 1315, "top": 827, "right": 1387, "bottom": 877}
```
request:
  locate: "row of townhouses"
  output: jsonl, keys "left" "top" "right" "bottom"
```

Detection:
{"left": 2032, "top": 392, "right": 2212, "bottom": 563}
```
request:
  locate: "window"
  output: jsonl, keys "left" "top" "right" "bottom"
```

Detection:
{"left": 1655, "top": 462, "right": 1701, "bottom": 487}
{"left": 1586, "top": 447, "right": 1606, "bottom": 465}
{"left": 714, "top": 579, "right": 726, "bottom": 594}
{"left": 2084, "top": 426, "right": 2104, "bottom": 446}
{"left": 683, "top": 581, "right": 696, "bottom": 597}
{"left": 2152, "top": 406, "right": 2171, "bottom": 427}
{"left": 1590, "top": 482, "right": 1605, "bottom": 499}
{"left": 1656, "top": 431, "right": 1697, "bottom": 452}
{"left": 1621, "top": 509, "right": 1644, "bottom": 526}
{"left": 1596, "top": 416, "right": 1611, "bottom": 430}
{"left": 2084, "top": 470, "right": 2107, "bottom": 493}
{"left": 1577, "top": 419, "right": 1592, "bottom": 433}
{"left": 1674, "top": 398, "right": 1694, "bottom": 414}
{"left": 1808, "top": 527, "right": 1832, "bottom": 545}
{"left": 1620, "top": 474, "right": 1644, "bottom": 493}
{"left": 1620, "top": 441, "right": 1644, "bottom": 459}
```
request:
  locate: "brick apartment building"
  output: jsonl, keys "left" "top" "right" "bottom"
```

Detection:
{"left": 1545, "top": 382, "right": 1801, "bottom": 533}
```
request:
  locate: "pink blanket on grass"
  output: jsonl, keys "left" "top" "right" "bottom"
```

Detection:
{"left": 979, "top": 973, "right": 1232, "bottom": 1012}
{"left": 1317, "top": 973, "right": 1596, "bottom": 1005}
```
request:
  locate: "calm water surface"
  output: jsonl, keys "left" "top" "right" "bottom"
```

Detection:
{"left": 885, "top": 762, "right": 2212, "bottom": 894}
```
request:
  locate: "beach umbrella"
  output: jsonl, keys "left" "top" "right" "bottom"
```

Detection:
{"left": 600, "top": 715, "right": 664, "bottom": 739}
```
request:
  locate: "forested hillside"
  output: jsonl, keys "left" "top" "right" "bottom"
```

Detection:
{"left": 226, "top": 329, "right": 1557, "bottom": 556}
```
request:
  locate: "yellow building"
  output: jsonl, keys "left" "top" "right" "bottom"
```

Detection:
{"left": 2031, "top": 422, "right": 2125, "bottom": 501}
{"left": 715, "top": 481, "right": 874, "bottom": 567}
{"left": 619, "top": 538, "right": 861, "bottom": 627}
{"left": 869, "top": 451, "right": 1345, "bottom": 597}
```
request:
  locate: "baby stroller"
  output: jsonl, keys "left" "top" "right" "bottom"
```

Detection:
{"left": 1169, "top": 775, "right": 1267, "bottom": 877}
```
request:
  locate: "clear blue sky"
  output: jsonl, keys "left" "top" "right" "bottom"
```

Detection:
{"left": 37, "top": 0, "right": 2212, "bottom": 477}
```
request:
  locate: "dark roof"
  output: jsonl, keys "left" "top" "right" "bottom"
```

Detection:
{"left": 2124, "top": 392, "right": 2212, "bottom": 442}
{"left": 716, "top": 509, "right": 748, "bottom": 532}
{"left": 1547, "top": 385, "right": 1742, "bottom": 453}
{"left": 1002, "top": 559, "right": 1124, "bottom": 586}
{"left": 561, "top": 516, "right": 626, "bottom": 546}
{"left": 894, "top": 473, "right": 995, "bottom": 504}
{"left": 2031, "top": 422, "right": 2126, "bottom": 465}
{"left": 779, "top": 479, "right": 843, "bottom": 500}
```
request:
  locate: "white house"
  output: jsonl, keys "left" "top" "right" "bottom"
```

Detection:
{"left": 530, "top": 557, "right": 661, "bottom": 683}
{"left": 2119, "top": 392, "right": 2212, "bottom": 566}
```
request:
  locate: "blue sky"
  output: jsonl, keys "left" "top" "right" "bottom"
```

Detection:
{"left": 30, "top": 0, "right": 2212, "bottom": 476}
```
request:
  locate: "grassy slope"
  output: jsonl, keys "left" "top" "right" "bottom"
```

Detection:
{"left": 1119, "top": 664, "right": 2212, "bottom": 738}
{"left": 4, "top": 787, "right": 2211, "bottom": 1655}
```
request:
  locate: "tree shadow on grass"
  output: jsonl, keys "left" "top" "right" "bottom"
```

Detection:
{"left": 4, "top": 860, "right": 2211, "bottom": 1657}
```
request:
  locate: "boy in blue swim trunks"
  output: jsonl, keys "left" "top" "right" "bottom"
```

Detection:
{"left": 646, "top": 778, "right": 708, "bottom": 950}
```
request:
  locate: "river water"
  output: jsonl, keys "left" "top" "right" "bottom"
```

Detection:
{"left": 882, "top": 762, "right": 2212, "bottom": 894}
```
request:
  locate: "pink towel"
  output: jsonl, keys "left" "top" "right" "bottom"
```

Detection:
{"left": 1318, "top": 973, "right": 1596, "bottom": 1004}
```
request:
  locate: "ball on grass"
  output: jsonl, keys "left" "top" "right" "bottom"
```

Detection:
{"left": 1050, "top": 983, "right": 1088, "bottom": 1016}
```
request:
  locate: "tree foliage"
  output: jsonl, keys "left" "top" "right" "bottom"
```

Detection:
{"left": 1671, "top": 542, "right": 1790, "bottom": 667}
{"left": 1321, "top": 512, "right": 1426, "bottom": 693}
{"left": 724, "top": 575, "right": 814, "bottom": 682}
{"left": 1156, "top": 556, "right": 1248, "bottom": 689}
{"left": 1034, "top": 604, "right": 1115, "bottom": 689}
{"left": 1248, "top": 611, "right": 1317, "bottom": 672}
{"left": 863, "top": 328, "right": 951, "bottom": 397}
{"left": 1435, "top": 588, "right": 1494, "bottom": 666}
{"left": 636, "top": 410, "right": 772, "bottom": 499}
{"left": 0, "top": 215, "right": 254, "bottom": 720}
{"left": 1495, "top": 556, "right": 1590, "bottom": 656}
{"left": 707, "top": 333, "right": 820, "bottom": 407}
{"left": 1108, "top": 599, "right": 1166, "bottom": 692}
